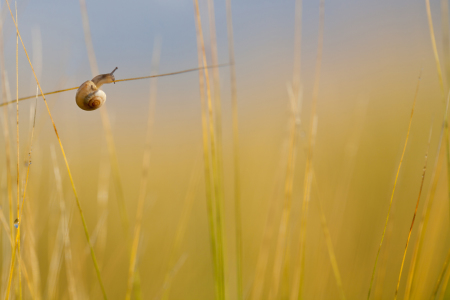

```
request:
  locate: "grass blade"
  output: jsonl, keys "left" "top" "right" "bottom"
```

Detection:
{"left": 225, "top": 0, "right": 243, "bottom": 299}
{"left": 2, "top": 1, "right": 108, "bottom": 298}
{"left": 394, "top": 122, "right": 433, "bottom": 299}
{"left": 366, "top": 71, "right": 422, "bottom": 299}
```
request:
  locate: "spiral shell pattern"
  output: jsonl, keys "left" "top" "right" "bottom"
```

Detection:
{"left": 86, "top": 90, "right": 106, "bottom": 110}
{"left": 76, "top": 82, "right": 106, "bottom": 111}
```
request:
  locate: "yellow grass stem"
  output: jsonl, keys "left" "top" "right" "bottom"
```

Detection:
{"left": 50, "top": 146, "right": 78, "bottom": 300}
{"left": 125, "top": 41, "right": 160, "bottom": 300}
{"left": 432, "top": 248, "right": 450, "bottom": 299}
{"left": 297, "top": 1, "right": 324, "bottom": 297}
{"left": 269, "top": 1, "right": 304, "bottom": 298}
{"left": 425, "top": 0, "right": 450, "bottom": 221}
{"left": 195, "top": 24, "right": 220, "bottom": 299}
{"left": 441, "top": 0, "right": 450, "bottom": 85}
{"left": 193, "top": 0, "right": 226, "bottom": 298}
{"left": 426, "top": 0, "right": 445, "bottom": 93}
{"left": 269, "top": 84, "right": 302, "bottom": 300}
{"left": 438, "top": 265, "right": 450, "bottom": 300}
{"left": 14, "top": 4, "right": 22, "bottom": 299}
{"left": 2, "top": 1, "right": 108, "bottom": 299}
{"left": 4, "top": 82, "right": 37, "bottom": 300}
{"left": 0, "top": 206, "right": 34, "bottom": 299}
{"left": 404, "top": 95, "right": 448, "bottom": 300}
{"left": 366, "top": 71, "right": 422, "bottom": 299}
{"left": 394, "top": 123, "right": 433, "bottom": 299}
{"left": 0, "top": 1, "right": 14, "bottom": 253}
{"left": 205, "top": 1, "right": 229, "bottom": 298}
{"left": 225, "top": 1, "right": 243, "bottom": 299}
{"left": 45, "top": 215, "right": 64, "bottom": 300}
{"left": 297, "top": 115, "right": 318, "bottom": 299}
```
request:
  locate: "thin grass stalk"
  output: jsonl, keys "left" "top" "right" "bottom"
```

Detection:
{"left": 45, "top": 216, "right": 64, "bottom": 300}
{"left": 432, "top": 248, "right": 450, "bottom": 299}
{"left": 0, "top": 204, "right": 34, "bottom": 299}
{"left": 439, "top": 244, "right": 450, "bottom": 300}
{"left": 366, "top": 71, "right": 422, "bottom": 299}
{"left": 79, "top": 0, "right": 130, "bottom": 235}
{"left": 161, "top": 158, "right": 201, "bottom": 299}
{"left": 2, "top": 1, "right": 108, "bottom": 299}
{"left": 14, "top": 4, "right": 22, "bottom": 299}
{"left": 290, "top": 1, "right": 304, "bottom": 298}
{"left": 0, "top": 1, "right": 14, "bottom": 252}
{"left": 426, "top": 0, "right": 445, "bottom": 93}
{"left": 270, "top": 82, "right": 302, "bottom": 300}
{"left": 441, "top": 0, "right": 450, "bottom": 85}
{"left": 0, "top": 65, "right": 227, "bottom": 107}
{"left": 125, "top": 41, "right": 161, "bottom": 300}
{"left": 193, "top": 1, "right": 226, "bottom": 298}
{"left": 15, "top": 86, "right": 38, "bottom": 300}
{"left": 50, "top": 146, "right": 77, "bottom": 300}
{"left": 438, "top": 267, "right": 450, "bottom": 300}
{"left": 268, "top": 2, "right": 305, "bottom": 298}
{"left": 23, "top": 166, "right": 42, "bottom": 300}
{"left": 225, "top": 1, "right": 243, "bottom": 299}
{"left": 297, "top": 116, "right": 318, "bottom": 300}
{"left": 206, "top": 0, "right": 224, "bottom": 192}
{"left": 404, "top": 98, "right": 448, "bottom": 300}
{"left": 195, "top": 15, "right": 220, "bottom": 300}
{"left": 394, "top": 123, "right": 433, "bottom": 299}
{"left": 205, "top": 1, "right": 229, "bottom": 297}
{"left": 62, "top": 207, "right": 77, "bottom": 300}
{"left": 425, "top": 0, "right": 450, "bottom": 221}
{"left": 297, "top": 1, "right": 325, "bottom": 297}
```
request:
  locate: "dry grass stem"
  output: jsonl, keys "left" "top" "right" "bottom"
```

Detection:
{"left": 225, "top": 0, "right": 243, "bottom": 299}
{"left": 394, "top": 123, "right": 433, "bottom": 299}
{"left": 367, "top": 71, "right": 422, "bottom": 299}
{"left": 2, "top": 1, "right": 108, "bottom": 298}
{"left": 193, "top": 0, "right": 226, "bottom": 298}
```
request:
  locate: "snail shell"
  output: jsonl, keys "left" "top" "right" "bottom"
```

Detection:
{"left": 76, "top": 67, "right": 118, "bottom": 111}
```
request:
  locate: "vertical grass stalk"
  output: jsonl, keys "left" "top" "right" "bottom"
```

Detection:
{"left": 0, "top": 1, "right": 14, "bottom": 250}
{"left": 14, "top": 4, "right": 22, "bottom": 299}
{"left": 394, "top": 123, "right": 433, "bottom": 299}
{"left": 404, "top": 94, "right": 448, "bottom": 300}
{"left": 193, "top": 1, "right": 226, "bottom": 298}
{"left": 366, "top": 71, "right": 422, "bottom": 299}
{"left": 225, "top": 0, "right": 243, "bottom": 299}
{"left": 2, "top": 1, "right": 108, "bottom": 299}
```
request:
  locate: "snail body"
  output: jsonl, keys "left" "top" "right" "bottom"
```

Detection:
{"left": 76, "top": 67, "right": 118, "bottom": 111}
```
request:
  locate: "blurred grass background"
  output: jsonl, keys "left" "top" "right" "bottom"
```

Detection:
{"left": 0, "top": 0, "right": 449, "bottom": 299}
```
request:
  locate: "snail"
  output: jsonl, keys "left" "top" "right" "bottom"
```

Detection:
{"left": 76, "top": 67, "right": 118, "bottom": 111}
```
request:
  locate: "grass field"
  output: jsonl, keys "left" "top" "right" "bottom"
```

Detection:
{"left": 0, "top": 0, "right": 450, "bottom": 299}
